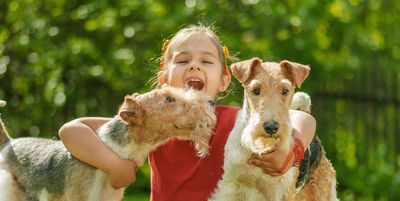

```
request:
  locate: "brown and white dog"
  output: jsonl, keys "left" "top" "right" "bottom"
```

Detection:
{"left": 0, "top": 86, "right": 216, "bottom": 201}
{"left": 209, "top": 58, "right": 338, "bottom": 201}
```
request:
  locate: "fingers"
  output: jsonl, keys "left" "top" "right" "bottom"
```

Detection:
{"left": 133, "top": 162, "right": 139, "bottom": 172}
{"left": 247, "top": 157, "right": 282, "bottom": 176}
{"left": 247, "top": 151, "right": 287, "bottom": 176}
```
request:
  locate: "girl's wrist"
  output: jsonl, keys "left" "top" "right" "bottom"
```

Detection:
{"left": 292, "top": 136, "right": 305, "bottom": 166}
{"left": 277, "top": 136, "right": 305, "bottom": 174}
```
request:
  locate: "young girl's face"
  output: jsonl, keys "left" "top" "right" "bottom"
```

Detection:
{"left": 158, "top": 36, "right": 230, "bottom": 99}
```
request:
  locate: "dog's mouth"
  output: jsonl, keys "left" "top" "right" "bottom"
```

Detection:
{"left": 253, "top": 135, "right": 281, "bottom": 153}
{"left": 185, "top": 79, "right": 204, "bottom": 91}
{"left": 174, "top": 123, "right": 195, "bottom": 130}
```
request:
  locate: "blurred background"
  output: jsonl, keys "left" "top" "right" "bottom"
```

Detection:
{"left": 0, "top": 0, "right": 399, "bottom": 200}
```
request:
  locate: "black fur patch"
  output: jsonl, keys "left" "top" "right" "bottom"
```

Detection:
{"left": 4, "top": 138, "right": 70, "bottom": 197}
{"left": 98, "top": 116, "right": 129, "bottom": 145}
{"left": 296, "top": 136, "right": 323, "bottom": 188}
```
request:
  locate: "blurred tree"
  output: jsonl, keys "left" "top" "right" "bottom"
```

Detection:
{"left": 0, "top": 0, "right": 399, "bottom": 200}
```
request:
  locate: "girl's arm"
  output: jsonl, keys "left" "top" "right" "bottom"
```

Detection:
{"left": 59, "top": 117, "right": 138, "bottom": 188}
{"left": 248, "top": 110, "right": 316, "bottom": 176}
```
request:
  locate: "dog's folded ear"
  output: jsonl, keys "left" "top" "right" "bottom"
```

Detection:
{"left": 280, "top": 60, "right": 310, "bottom": 88}
{"left": 230, "top": 57, "right": 262, "bottom": 84}
{"left": 118, "top": 95, "right": 145, "bottom": 126}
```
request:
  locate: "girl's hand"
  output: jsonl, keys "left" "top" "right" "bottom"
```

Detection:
{"left": 247, "top": 140, "right": 295, "bottom": 176}
{"left": 106, "top": 158, "right": 139, "bottom": 189}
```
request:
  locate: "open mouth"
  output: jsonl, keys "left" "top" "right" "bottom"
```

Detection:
{"left": 185, "top": 79, "right": 204, "bottom": 91}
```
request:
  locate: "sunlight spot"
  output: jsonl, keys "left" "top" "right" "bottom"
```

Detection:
{"left": 0, "top": 56, "right": 10, "bottom": 75}
{"left": 242, "top": 0, "right": 259, "bottom": 5}
{"left": 48, "top": 26, "right": 59, "bottom": 36}
{"left": 54, "top": 92, "right": 66, "bottom": 106}
{"left": 89, "top": 65, "right": 103, "bottom": 77}
{"left": 29, "top": 126, "right": 40, "bottom": 137}
{"left": 290, "top": 16, "right": 302, "bottom": 27}
{"left": 185, "top": 0, "right": 196, "bottom": 8}
{"left": 19, "top": 35, "right": 29, "bottom": 45}
{"left": 28, "top": 53, "right": 39, "bottom": 63}
{"left": 124, "top": 27, "right": 135, "bottom": 38}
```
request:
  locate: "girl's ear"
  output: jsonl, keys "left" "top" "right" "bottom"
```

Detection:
{"left": 218, "top": 69, "right": 231, "bottom": 92}
{"left": 157, "top": 71, "right": 168, "bottom": 85}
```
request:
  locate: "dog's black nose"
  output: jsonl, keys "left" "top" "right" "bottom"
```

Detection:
{"left": 264, "top": 121, "right": 279, "bottom": 135}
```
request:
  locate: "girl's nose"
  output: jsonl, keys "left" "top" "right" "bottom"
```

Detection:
{"left": 189, "top": 66, "right": 201, "bottom": 71}
{"left": 188, "top": 62, "right": 201, "bottom": 71}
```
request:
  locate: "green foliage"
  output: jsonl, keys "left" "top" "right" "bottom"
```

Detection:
{"left": 1, "top": 0, "right": 399, "bottom": 200}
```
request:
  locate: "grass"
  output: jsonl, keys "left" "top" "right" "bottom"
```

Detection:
{"left": 121, "top": 193, "right": 150, "bottom": 201}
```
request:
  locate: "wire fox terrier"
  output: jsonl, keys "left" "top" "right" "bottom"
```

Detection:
{"left": 210, "top": 58, "right": 338, "bottom": 201}
{"left": 0, "top": 86, "right": 216, "bottom": 201}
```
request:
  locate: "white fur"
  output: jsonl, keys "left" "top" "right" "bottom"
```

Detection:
{"left": 38, "top": 189, "right": 49, "bottom": 201}
{"left": 209, "top": 109, "right": 296, "bottom": 201}
{"left": 98, "top": 129, "right": 164, "bottom": 167}
{"left": 0, "top": 168, "right": 20, "bottom": 201}
{"left": 85, "top": 170, "right": 118, "bottom": 201}
{"left": 0, "top": 153, "right": 21, "bottom": 201}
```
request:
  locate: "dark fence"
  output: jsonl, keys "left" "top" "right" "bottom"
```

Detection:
{"left": 312, "top": 67, "right": 400, "bottom": 200}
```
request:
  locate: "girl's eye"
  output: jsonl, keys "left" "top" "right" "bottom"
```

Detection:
{"left": 253, "top": 88, "right": 260, "bottom": 95}
{"left": 203, "top": 60, "right": 213, "bottom": 64}
{"left": 165, "top": 96, "right": 175, "bottom": 103}
{"left": 177, "top": 60, "right": 188, "bottom": 64}
{"left": 282, "top": 88, "right": 289, "bottom": 95}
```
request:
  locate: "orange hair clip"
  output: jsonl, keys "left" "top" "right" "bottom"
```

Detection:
{"left": 223, "top": 46, "right": 229, "bottom": 70}
{"left": 160, "top": 40, "right": 170, "bottom": 70}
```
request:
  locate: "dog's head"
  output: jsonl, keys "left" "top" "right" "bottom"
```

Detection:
{"left": 231, "top": 57, "right": 310, "bottom": 154}
{"left": 118, "top": 86, "right": 215, "bottom": 157}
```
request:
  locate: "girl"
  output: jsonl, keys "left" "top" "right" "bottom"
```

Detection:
{"left": 59, "top": 24, "right": 316, "bottom": 201}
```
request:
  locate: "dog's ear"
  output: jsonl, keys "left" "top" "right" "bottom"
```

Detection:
{"left": 280, "top": 60, "right": 310, "bottom": 88}
{"left": 118, "top": 95, "right": 144, "bottom": 126}
{"left": 230, "top": 57, "right": 262, "bottom": 84}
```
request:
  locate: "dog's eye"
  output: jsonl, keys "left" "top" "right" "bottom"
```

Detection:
{"left": 208, "top": 100, "right": 215, "bottom": 107}
{"left": 282, "top": 88, "right": 289, "bottom": 95}
{"left": 253, "top": 88, "right": 260, "bottom": 96}
{"left": 165, "top": 96, "right": 175, "bottom": 103}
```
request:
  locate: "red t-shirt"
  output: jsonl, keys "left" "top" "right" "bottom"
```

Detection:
{"left": 148, "top": 105, "right": 240, "bottom": 201}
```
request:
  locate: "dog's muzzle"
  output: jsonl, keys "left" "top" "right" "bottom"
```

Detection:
{"left": 263, "top": 121, "right": 279, "bottom": 135}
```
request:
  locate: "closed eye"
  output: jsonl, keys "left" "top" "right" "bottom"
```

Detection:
{"left": 202, "top": 60, "right": 213, "bottom": 64}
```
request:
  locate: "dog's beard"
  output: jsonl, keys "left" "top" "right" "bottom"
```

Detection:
{"left": 241, "top": 124, "right": 281, "bottom": 154}
{"left": 253, "top": 136, "right": 280, "bottom": 154}
{"left": 190, "top": 117, "right": 214, "bottom": 157}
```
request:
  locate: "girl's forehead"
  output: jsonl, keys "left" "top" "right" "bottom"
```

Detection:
{"left": 173, "top": 36, "right": 220, "bottom": 54}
